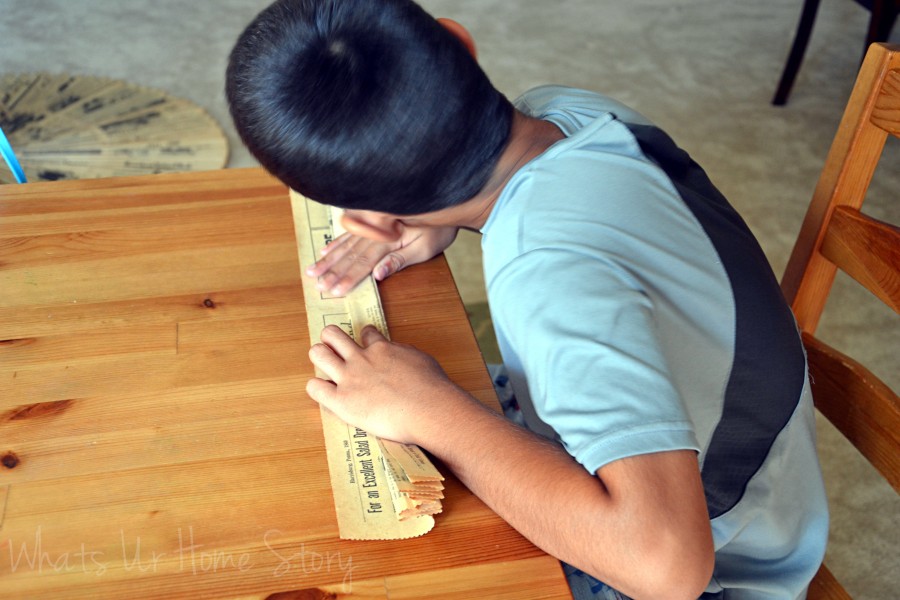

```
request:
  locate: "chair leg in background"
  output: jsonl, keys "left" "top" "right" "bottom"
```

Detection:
{"left": 773, "top": 0, "right": 823, "bottom": 106}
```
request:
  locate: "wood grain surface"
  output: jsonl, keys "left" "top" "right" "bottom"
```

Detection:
{"left": 0, "top": 168, "right": 571, "bottom": 599}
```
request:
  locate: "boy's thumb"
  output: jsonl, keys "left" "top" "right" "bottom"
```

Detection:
{"left": 374, "top": 252, "right": 408, "bottom": 281}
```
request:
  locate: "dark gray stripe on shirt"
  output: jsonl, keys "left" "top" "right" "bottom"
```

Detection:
{"left": 626, "top": 123, "right": 807, "bottom": 519}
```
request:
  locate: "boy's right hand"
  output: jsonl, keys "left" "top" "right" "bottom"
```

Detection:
{"left": 305, "top": 225, "right": 458, "bottom": 296}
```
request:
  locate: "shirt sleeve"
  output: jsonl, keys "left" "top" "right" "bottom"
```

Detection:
{"left": 489, "top": 247, "right": 700, "bottom": 474}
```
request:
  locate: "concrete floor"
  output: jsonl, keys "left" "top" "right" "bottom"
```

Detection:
{"left": 2, "top": 1, "right": 898, "bottom": 597}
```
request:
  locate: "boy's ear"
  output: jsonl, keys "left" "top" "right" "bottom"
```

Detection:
{"left": 437, "top": 18, "right": 477, "bottom": 59}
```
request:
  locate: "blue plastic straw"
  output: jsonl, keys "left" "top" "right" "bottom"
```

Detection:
{"left": 0, "top": 125, "right": 27, "bottom": 183}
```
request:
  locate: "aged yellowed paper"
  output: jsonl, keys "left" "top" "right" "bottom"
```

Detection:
{"left": 290, "top": 190, "right": 444, "bottom": 540}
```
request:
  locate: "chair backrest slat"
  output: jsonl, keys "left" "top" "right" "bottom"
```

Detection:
{"left": 803, "top": 332, "right": 900, "bottom": 493}
{"left": 820, "top": 207, "right": 900, "bottom": 312}
{"left": 871, "top": 69, "right": 900, "bottom": 134}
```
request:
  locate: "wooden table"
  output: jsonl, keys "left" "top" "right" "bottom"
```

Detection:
{"left": 0, "top": 169, "right": 572, "bottom": 599}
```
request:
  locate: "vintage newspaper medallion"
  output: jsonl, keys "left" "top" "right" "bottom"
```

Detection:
{"left": 290, "top": 190, "right": 444, "bottom": 540}
{"left": 0, "top": 73, "right": 227, "bottom": 183}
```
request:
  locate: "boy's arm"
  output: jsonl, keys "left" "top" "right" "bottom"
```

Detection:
{"left": 306, "top": 225, "right": 458, "bottom": 296}
{"left": 307, "top": 325, "right": 715, "bottom": 600}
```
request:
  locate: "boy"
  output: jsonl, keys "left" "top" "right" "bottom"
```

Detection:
{"left": 226, "top": 1, "right": 828, "bottom": 598}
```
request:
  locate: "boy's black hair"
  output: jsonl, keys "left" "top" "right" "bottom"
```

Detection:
{"left": 226, "top": 0, "right": 514, "bottom": 214}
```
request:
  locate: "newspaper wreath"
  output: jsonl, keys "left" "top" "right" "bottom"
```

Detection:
{"left": 0, "top": 73, "right": 228, "bottom": 184}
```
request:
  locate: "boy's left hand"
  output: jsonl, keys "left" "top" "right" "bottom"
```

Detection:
{"left": 306, "top": 225, "right": 458, "bottom": 296}
{"left": 306, "top": 324, "right": 469, "bottom": 445}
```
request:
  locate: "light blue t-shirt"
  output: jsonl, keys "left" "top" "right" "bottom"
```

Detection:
{"left": 481, "top": 86, "right": 828, "bottom": 598}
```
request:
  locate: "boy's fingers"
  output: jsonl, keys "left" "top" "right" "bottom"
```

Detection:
{"left": 307, "top": 234, "right": 365, "bottom": 277}
{"left": 329, "top": 266, "right": 372, "bottom": 296}
{"left": 315, "top": 271, "right": 340, "bottom": 293}
{"left": 305, "top": 377, "right": 337, "bottom": 405}
{"left": 374, "top": 252, "right": 407, "bottom": 281}
{"left": 360, "top": 325, "right": 387, "bottom": 347}
{"left": 308, "top": 343, "right": 345, "bottom": 381}
{"left": 307, "top": 241, "right": 344, "bottom": 276}
{"left": 319, "top": 324, "right": 361, "bottom": 354}
{"left": 320, "top": 232, "right": 351, "bottom": 255}
{"left": 311, "top": 237, "right": 401, "bottom": 293}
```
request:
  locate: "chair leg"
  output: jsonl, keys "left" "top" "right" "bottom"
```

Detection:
{"left": 867, "top": 0, "right": 899, "bottom": 40}
{"left": 861, "top": 1, "right": 898, "bottom": 64}
{"left": 883, "top": 9, "right": 899, "bottom": 40}
{"left": 866, "top": 0, "right": 885, "bottom": 45}
{"left": 773, "top": 0, "right": 823, "bottom": 106}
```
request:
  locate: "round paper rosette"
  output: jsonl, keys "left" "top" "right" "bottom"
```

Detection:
{"left": 0, "top": 73, "right": 228, "bottom": 183}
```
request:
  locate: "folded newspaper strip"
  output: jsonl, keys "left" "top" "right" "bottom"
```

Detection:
{"left": 290, "top": 190, "right": 445, "bottom": 539}
{"left": 379, "top": 439, "right": 445, "bottom": 520}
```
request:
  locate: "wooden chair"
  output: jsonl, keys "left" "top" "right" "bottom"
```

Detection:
{"left": 780, "top": 42, "right": 900, "bottom": 598}
{"left": 773, "top": 0, "right": 899, "bottom": 105}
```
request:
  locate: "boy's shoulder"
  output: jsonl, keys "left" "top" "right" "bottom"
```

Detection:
{"left": 514, "top": 85, "right": 654, "bottom": 132}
